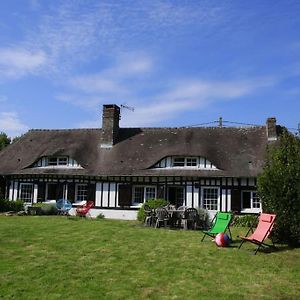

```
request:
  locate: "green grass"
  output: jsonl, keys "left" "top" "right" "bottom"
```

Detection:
{"left": 0, "top": 216, "right": 299, "bottom": 299}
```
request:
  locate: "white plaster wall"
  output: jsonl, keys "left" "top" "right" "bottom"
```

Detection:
{"left": 9, "top": 181, "right": 13, "bottom": 200}
{"left": 33, "top": 184, "right": 38, "bottom": 203}
{"left": 108, "top": 183, "right": 117, "bottom": 207}
{"left": 227, "top": 190, "right": 231, "bottom": 211}
{"left": 186, "top": 185, "right": 193, "bottom": 207}
{"left": 102, "top": 183, "right": 109, "bottom": 207}
{"left": 13, "top": 181, "right": 18, "bottom": 201}
{"left": 95, "top": 182, "right": 101, "bottom": 206}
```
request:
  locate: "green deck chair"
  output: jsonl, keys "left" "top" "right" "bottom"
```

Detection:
{"left": 201, "top": 212, "right": 233, "bottom": 242}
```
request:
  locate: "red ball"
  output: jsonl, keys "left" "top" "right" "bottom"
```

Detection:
{"left": 215, "top": 233, "right": 230, "bottom": 247}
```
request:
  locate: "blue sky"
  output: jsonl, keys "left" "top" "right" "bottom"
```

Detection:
{"left": 0, "top": 0, "right": 300, "bottom": 137}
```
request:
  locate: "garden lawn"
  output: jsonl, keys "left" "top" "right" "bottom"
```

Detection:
{"left": 0, "top": 216, "right": 299, "bottom": 300}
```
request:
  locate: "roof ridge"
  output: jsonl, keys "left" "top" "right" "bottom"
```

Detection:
{"left": 29, "top": 128, "right": 101, "bottom": 132}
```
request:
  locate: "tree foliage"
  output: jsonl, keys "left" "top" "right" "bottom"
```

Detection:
{"left": 257, "top": 130, "right": 300, "bottom": 246}
{"left": 0, "top": 132, "right": 11, "bottom": 151}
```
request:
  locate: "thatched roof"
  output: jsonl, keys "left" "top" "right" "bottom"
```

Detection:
{"left": 0, "top": 126, "right": 268, "bottom": 178}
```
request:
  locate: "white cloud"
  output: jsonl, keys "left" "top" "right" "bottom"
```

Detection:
{"left": 5, "top": 1, "right": 223, "bottom": 78}
{"left": 0, "top": 48, "right": 47, "bottom": 79}
{"left": 0, "top": 112, "right": 29, "bottom": 137}
{"left": 74, "top": 76, "right": 277, "bottom": 128}
{"left": 68, "top": 53, "right": 153, "bottom": 94}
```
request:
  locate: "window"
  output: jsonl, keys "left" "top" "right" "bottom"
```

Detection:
{"left": 19, "top": 183, "right": 34, "bottom": 203}
{"left": 173, "top": 157, "right": 185, "bottom": 167}
{"left": 76, "top": 184, "right": 88, "bottom": 202}
{"left": 134, "top": 187, "right": 144, "bottom": 203}
{"left": 186, "top": 158, "right": 197, "bottom": 166}
{"left": 202, "top": 188, "right": 219, "bottom": 211}
{"left": 242, "top": 191, "right": 261, "bottom": 211}
{"left": 47, "top": 156, "right": 68, "bottom": 166}
{"left": 145, "top": 187, "right": 156, "bottom": 200}
{"left": 132, "top": 186, "right": 156, "bottom": 205}
{"left": 173, "top": 157, "right": 198, "bottom": 167}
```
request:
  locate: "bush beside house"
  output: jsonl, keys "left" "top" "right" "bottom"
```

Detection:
{"left": 258, "top": 130, "right": 300, "bottom": 246}
{"left": 0, "top": 199, "right": 24, "bottom": 212}
{"left": 137, "top": 199, "right": 168, "bottom": 222}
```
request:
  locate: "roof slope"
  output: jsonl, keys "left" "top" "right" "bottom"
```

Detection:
{"left": 0, "top": 126, "right": 268, "bottom": 177}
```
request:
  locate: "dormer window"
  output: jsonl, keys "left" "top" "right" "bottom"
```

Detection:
{"left": 173, "top": 157, "right": 197, "bottom": 167}
{"left": 153, "top": 156, "right": 219, "bottom": 170}
{"left": 48, "top": 156, "right": 68, "bottom": 166}
{"left": 32, "top": 156, "right": 83, "bottom": 169}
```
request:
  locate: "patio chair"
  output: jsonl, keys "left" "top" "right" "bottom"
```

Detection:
{"left": 76, "top": 201, "right": 94, "bottom": 217}
{"left": 56, "top": 199, "right": 72, "bottom": 215}
{"left": 238, "top": 213, "right": 276, "bottom": 255}
{"left": 181, "top": 208, "right": 198, "bottom": 230}
{"left": 155, "top": 207, "right": 169, "bottom": 228}
{"left": 201, "top": 212, "right": 233, "bottom": 242}
{"left": 144, "top": 204, "right": 154, "bottom": 226}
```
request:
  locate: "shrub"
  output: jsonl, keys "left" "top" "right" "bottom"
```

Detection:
{"left": 96, "top": 213, "right": 105, "bottom": 219}
{"left": 32, "top": 203, "right": 58, "bottom": 215}
{"left": 137, "top": 198, "right": 168, "bottom": 222}
{"left": 0, "top": 199, "right": 24, "bottom": 212}
{"left": 258, "top": 130, "right": 300, "bottom": 246}
{"left": 233, "top": 214, "right": 258, "bottom": 227}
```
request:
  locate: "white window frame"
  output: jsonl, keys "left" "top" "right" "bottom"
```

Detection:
{"left": 241, "top": 191, "right": 261, "bottom": 213}
{"left": 172, "top": 157, "right": 198, "bottom": 168}
{"left": 201, "top": 187, "right": 220, "bottom": 211}
{"left": 132, "top": 186, "right": 157, "bottom": 206}
{"left": 19, "top": 183, "right": 34, "bottom": 203}
{"left": 75, "top": 184, "right": 88, "bottom": 202}
{"left": 47, "top": 156, "right": 68, "bottom": 166}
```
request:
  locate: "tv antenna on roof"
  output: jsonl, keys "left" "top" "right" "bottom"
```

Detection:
{"left": 120, "top": 104, "right": 135, "bottom": 112}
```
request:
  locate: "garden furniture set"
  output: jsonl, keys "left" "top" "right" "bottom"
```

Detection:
{"left": 143, "top": 205, "right": 199, "bottom": 230}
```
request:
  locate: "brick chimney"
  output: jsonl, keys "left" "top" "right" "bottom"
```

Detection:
{"left": 266, "top": 117, "right": 277, "bottom": 141}
{"left": 100, "top": 104, "right": 120, "bottom": 148}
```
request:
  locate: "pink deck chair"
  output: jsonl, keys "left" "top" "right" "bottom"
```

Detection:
{"left": 239, "top": 213, "right": 276, "bottom": 254}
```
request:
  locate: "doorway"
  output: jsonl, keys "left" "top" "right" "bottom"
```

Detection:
{"left": 168, "top": 186, "right": 185, "bottom": 207}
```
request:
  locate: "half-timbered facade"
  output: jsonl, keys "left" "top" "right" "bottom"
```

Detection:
{"left": 0, "top": 104, "right": 280, "bottom": 219}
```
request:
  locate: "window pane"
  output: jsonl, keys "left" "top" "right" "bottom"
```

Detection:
{"left": 145, "top": 187, "right": 156, "bottom": 200}
{"left": 173, "top": 157, "right": 185, "bottom": 167}
{"left": 242, "top": 191, "right": 251, "bottom": 209}
{"left": 76, "top": 184, "right": 88, "bottom": 201}
{"left": 58, "top": 157, "right": 68, "bottom": 165}
{"left": 175, "top": 187, "right": 184, "bottom": 207}
{"left": 48, "top": 157, "right": 57, "bottom": 165}
{"left": 203, "top": 188, "right": 218, "bottom": 210}
{"left": 252, "top": 192, "right": 261, "bottom": 208}
{"left": 134, "top": 187, "right": 144, "bottom": 203}
{"left": 186, "top": 158, "right": 197, "bottom": 166}
{"left": 20, "top": 184, "right": 34, "bottom": 203}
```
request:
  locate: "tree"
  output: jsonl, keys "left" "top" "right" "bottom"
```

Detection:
{"left": 258, "top": 130, "right": 300, "bottom": 246}
{"left": 12, "top": 135, "right": 22, "bottom": 144}
{"left": 0, "top": 132, "right": 11, "bottom": 151}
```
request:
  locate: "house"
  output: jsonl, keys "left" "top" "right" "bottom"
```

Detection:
{"left": 0, "top": 104, "right": 280, "bottom": 219}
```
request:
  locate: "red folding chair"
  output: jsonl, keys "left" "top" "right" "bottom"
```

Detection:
{"left": 238, "top": 213, "right": 276, "bottom": 254}
{"left": 76, "top": 201, "right": 94, "bottom": 217}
